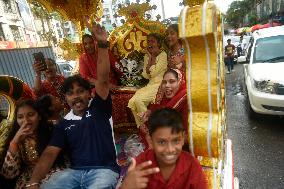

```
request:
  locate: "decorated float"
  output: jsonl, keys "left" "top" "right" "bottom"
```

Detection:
{"left": 0, "top": 0, "right": 238, "bottom": 188}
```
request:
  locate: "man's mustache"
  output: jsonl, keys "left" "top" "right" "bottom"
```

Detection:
{"left": 72, "top": 99, "right": 84, "bottom": 106}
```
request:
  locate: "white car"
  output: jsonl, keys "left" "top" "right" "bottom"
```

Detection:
{"left": 56, "top": 60, "right": 77, "bottom": 77}
{"left": 244, "top": 26, "right": 284, "bottom": 116}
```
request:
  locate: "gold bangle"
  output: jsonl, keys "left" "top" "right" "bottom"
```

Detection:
{"left": 25, "top": 182, "right": 40, "bottom": 188}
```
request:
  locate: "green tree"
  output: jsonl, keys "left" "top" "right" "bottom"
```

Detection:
{"left": 30, "top": 2, "right": 54, "bottom": 45}
{"left": 248, "top": 12, "right": 258, "bottom": 26}
{"left": 225, "top": 0, "right": 263, "bottom": 28}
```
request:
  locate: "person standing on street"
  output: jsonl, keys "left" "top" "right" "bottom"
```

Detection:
{"left": 225, "top": 39, "right": 236, "bottom": 74}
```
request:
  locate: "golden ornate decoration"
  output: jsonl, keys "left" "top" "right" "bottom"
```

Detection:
{"left": 109, "top": 2, "right": 166, "bottom": 58}
{"left": 28, "top": 0, "right": 102, "bottom": 62}
{"left": 179, "top": 1, "right": 226, "bottom": 159}
{"left": 58, "top": 38, "right": 83, "bottom": 61}
{"left": 28, "top": 0, "right": 102, "bottom": 30}
{"left": 118, "top": 2, "right": 152, "bottom": 21}
{"left": 183, "top": 0, "right": 206, "bottom": 7}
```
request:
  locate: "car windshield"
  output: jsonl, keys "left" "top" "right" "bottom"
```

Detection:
{"left": 253, "top": 35, "right": 284, "bottom": 63}
{"left": 229, "top": 37, "right": 240, "bottom": 45}
{"left": 59, "top": 64, "right": 71, "bottom": 71}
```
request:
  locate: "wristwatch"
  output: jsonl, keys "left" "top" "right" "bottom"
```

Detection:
{"left": 97, "top": 41, "right": 109, "bottom": 48}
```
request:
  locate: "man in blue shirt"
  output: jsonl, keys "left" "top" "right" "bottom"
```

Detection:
{"left": 27, "top": 24, "right": 119, "bottom": 189}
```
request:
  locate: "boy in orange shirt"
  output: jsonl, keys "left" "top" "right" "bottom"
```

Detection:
{"left": 120, "top": 108, "right": 208, "bottom": 189}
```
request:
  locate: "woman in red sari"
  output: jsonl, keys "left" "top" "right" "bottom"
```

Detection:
{"left": 79, "top": 34, "right": 122, "bottom": 93}
{"left": 33, "top": 58, "right": 65, "bottom": 104}
{"left": 155, "top": 24, "right": 186, "bottom": 102}
{"left": 139, "top": 69, "right": 187, "bottom": 148}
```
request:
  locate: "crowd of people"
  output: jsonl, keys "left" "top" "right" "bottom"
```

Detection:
{"left": 0, "top": 23, "right": 208, "bottom": 189}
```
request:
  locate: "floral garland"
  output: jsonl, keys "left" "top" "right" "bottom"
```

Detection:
{"left": 116, "top": 50, "right": 146, "bottom": 87}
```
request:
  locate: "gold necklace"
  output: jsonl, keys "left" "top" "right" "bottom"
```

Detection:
{"left": 23, "top": 136, "right": 38, "bottom": 162}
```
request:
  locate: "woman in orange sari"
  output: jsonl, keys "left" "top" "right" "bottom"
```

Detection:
{"left": 139, "top": 69, "right": 187, "bottom": 148}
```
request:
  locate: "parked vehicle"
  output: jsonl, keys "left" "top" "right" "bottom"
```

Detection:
{"left": 243, "top": 26, "right": 284, "bottom": 116}
{"left": 237, "top": 36, "right": 252, "bottom": 63}
{"left": 56, "top": 60, "right": 77, "bottom": 77}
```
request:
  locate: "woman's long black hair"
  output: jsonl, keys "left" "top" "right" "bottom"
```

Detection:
{"left": 37, "top": 94, "right": 53, "bottom": 120}
{"left": 165, "top": 24, "right": 183, "bottom": 48}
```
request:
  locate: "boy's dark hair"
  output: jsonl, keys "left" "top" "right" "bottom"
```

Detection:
{"left": 61, "top": 74, "right": 90, "bottom": 94}
{"left": 148, "top": 108, "right": 184, "bottom": 136}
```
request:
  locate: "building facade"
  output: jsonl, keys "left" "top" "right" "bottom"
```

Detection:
{"left": 52, "top": 20, "right": 79, "bottom": 43}
{"left": 0, "top": 0, "right": 38, "bottom": 48}
{"left": 248, "top": 0, "right": 284, "bottom": 24}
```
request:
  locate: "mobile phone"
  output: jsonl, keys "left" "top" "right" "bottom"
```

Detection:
{"left": 33, "top": 52, "right": 47, "bottom": 71}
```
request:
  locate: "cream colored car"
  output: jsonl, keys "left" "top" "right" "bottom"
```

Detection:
{"left": 244, "top": 26, "right": 284, "bottom": 116}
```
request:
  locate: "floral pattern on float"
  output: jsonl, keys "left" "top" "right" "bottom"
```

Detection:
{"left": 116, "top": 50, "right": 147, "bottom": 87}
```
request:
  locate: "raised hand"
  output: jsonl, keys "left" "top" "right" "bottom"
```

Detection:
{"left": 11, "top": 124, "right": 33, "bottom": 145}
{"left": 138, "top": 110, "right": 151, "bottom": 124}
{"left": 91, "top": 23, "right": 108, "bottom": 43}
{"left": 33, "top": 61, "right": 45, "bottom": 76}
{"left": 121, "top": 158, "right": 159, "bottom": 189}
{"left": 170, "top": 55, "right": 184, "bottom": 65}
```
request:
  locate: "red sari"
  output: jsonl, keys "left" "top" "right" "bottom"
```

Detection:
{"left": 150, "top": 82, "right": 187, "bottom": 132}
{"left": 140, "top": 79, "right": 188, "bottom": 149}
{"left": 34, "top": 74, "right": 65, "bottom": 101}
{"left": 79, "top": 47, "right": 123, "bottom": 88}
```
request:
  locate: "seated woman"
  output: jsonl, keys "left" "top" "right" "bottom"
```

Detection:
{"left": 165, "top": 24, "right": 185, "bottom": 73}
{"left": 33, "top": 58, "right": 65, "bottom": 102}
{"left": 128, "top": 33, "right": 167, "bottom": 127}
{"left": 79, "top": 34, "right": 123, "bottom": 93}
{"left": 37, "top": 94, "right": 64, "bottom": 124}
{"left": 0, "top": 99, "right": 66, "bottom": 189}
{"left": 154, "top": 24, "right": 186, "bottom": 103}
{"left": 139, "top": 69, "right": 187, "bottom": 148}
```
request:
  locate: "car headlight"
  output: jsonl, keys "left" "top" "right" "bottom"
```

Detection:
{"left": 253, "top": 79, "right": 276, "bottom": 94}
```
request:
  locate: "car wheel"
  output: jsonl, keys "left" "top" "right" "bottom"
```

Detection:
{"left": 243, "top": 79, "right": 258, "bottom": 118}
{"left": 247, "top": 96, "right": 258, "bottom": 118}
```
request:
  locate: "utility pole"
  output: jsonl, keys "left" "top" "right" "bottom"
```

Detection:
{"left": 160, "top": 0, "right": 165, "bottom": 20}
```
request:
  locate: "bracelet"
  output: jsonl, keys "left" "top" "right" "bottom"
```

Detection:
{"left": 25, "top": 182, "right": 40, "bottom": 188}
{"left": 97, "top": 41, "right": 109, "bottom": 48}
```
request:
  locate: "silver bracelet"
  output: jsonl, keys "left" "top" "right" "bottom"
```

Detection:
{"left": 25, "top": 182, "right": 40, "bottom": 188}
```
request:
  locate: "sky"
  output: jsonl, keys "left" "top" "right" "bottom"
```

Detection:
{"left": 158, "top": 0, "right": 235, "bottom": 19}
